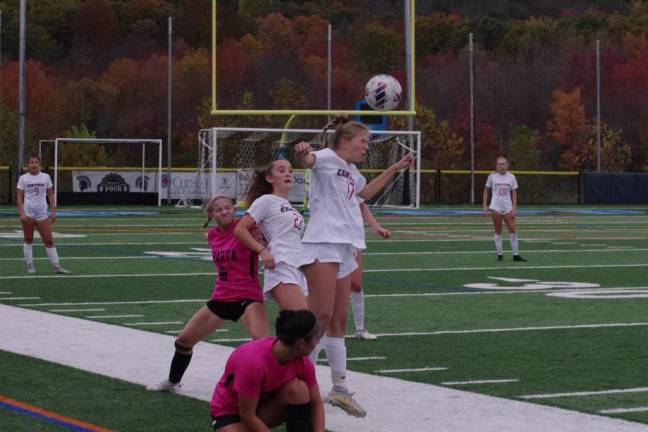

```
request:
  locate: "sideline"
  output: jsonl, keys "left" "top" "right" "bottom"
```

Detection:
{"left": 1, "top": 304, "right": 647, "bottom": 432}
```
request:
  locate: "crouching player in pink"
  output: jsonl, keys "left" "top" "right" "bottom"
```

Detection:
{"left": 210, "top": 309, "right": 324, "bottom": 432}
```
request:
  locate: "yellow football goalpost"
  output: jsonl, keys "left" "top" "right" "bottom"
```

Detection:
{"left": 210, "top": 0, "right": 417, "bottom": 117}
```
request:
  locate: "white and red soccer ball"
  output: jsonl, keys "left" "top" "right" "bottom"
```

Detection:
{"left": 364, "top": 74, "right": 402, "bottom": 111}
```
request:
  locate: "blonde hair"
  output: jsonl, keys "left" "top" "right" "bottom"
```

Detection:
{"left": 203, "top": 195, "right": 235, "bottom": 228}
{"left": 321, "top": 115, "right": 369, "bottom": 150}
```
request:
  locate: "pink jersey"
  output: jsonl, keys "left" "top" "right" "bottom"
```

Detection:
{"left": 210, "top": 337, "right": 317, "bottom": 416}
{"left": 208, "top": 220, "right": 263, "bottom": 302}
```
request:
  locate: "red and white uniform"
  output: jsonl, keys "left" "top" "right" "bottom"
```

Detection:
{"left": 208, "top": 220, "right": 263, "bottom": 303}
{"left": 299, "top": 148, "right": 366, "bottom": 278}
{"left": 486, "top": 172, "right": 518, "bottom": 215}
{"left": 17, "top": 172, "right": 52, "bottom": 220}
{"left": 246, "top": 194, "right": 307, "bottom": 295}
{"left": 210, "top": 337, "right": 317, "bottom": 417}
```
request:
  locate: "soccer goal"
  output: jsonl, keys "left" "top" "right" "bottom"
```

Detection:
{"left": 39, "top": 138, "right": 163, "bottom": 206}
{"left": 196, "top": 127, "right": 421, "bottom": 208}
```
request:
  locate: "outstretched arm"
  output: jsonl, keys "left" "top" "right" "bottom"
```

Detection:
{"left": 358, "top": 154, "right": 413, "bottom": 200}
{"left": 294, "top": 141, "right": 316, "bottom": 168}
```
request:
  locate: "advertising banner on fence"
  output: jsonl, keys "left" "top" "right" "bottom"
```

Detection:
{"left": 73, "top": 171, "right": 158, "bottom": 193}
{"left": 72, "top": 170, "right": 306, "bottom": 202}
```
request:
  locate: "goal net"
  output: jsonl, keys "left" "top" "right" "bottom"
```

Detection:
{"left": 39, "top": 138, "right": 163, "bottom": 206}
{"left": 195, "top": 127, "right": 421, "bottom": 208}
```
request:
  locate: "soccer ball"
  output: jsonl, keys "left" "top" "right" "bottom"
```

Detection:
{"left": 364, "top": 74, "right": 402, "bottom": 111}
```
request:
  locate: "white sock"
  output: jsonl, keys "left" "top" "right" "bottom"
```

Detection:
{"left": 324, "top": 336, "right": 348, "bottom": 392}
{"left": 494, "top": 234, "right": 503, "bottom": 255}
{"left": 45, "top": 247, "right": 60, "bottom": 267}
{"left": 308, "top": 338, "right": 324, "bottom": 365}
{"left": 350, "top": 290, "right": 365, "bottom": 331}
{"left": 23, "top": 243, "right": 33, "bottom": 265}
{"left": 511, "top": 233, "right": 519, "bottom": 255}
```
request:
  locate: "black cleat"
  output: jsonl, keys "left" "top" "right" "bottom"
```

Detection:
{"left": 497, "top": 255, "right": 503, "bottom": 262}
{"left": 513, "top": 255, "right": 527, "bottom": 262}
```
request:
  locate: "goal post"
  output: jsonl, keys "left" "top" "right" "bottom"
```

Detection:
{"left": 47, "top": 138, "right": 163, "bottom": 207}
{"left": 197, "top": 127, "right": 421, "bottom": 208}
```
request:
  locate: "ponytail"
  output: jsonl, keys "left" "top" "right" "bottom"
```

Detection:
{"left": 245, "top": 162, "right": 275, "bottom": 207}
{"left": 320, "top": 115, "right": 368, "bottom": 150}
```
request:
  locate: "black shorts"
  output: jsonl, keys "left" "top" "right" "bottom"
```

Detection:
{"left": 206, "top": 299, "right": 258, "bottom": 322}
{"left": 212, "top": 414, "right": 241, "bottom": 431}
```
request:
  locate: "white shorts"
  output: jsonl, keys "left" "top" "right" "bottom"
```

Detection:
{"left": 489, "top": 206, "right": 513, "bottom": 216}
{"left": 262, "top": 262, "right": 308, "bottom": 300}
{"left": 24, "top": 206, "right": 48, "bottom": 221}
{"left": 299, "top": 243, "right": 358, "bottom": 279}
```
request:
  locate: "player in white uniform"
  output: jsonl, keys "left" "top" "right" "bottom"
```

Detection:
{"left": 16, "top": 156, "right": 70, "bottom": 274}
{"left": 482, "top": 157, "right": 526, "bottom": 262}
{"left": 294, "top": 116, "right": 412, "bottom": 417}
{"left": 235, "top": 159, "right": 308, "bottom": 311}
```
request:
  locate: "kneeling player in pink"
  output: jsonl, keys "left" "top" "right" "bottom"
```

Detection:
{"left": 149, "top": 196, "right": 269, "bottom": 392}
{"left": 210, "top": 309, "right": 324, "bottom": 432}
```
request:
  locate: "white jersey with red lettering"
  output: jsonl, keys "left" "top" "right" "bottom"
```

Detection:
{"left": 302, "top": 148, "right": 366, "bottom": 250}
{"left": 486, "top": 172, "right": 518, "bottom": 214}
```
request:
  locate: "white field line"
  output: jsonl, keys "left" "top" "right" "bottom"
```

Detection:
{"left": 19, "top": 287, "right": 648, "bottom": 308}
{"left": 364, "top": 263, "right": 648, "bottom": 273}
{"left": 377, "top": 367, "right": 448, "bottom": 373}
{"left": 0, "top": 291, "right": 12, "bottom": 294}
{"left": 49, "top": 308, "right": 106, "bottom": 313}
{"left": 0, "top": 297, "right": 41, "bottom": 301}
{"left": 600, "top": 407, "right": 648, "bottom": 414}
{"left": 2, "top": 305, "right": 648, "bottom": 432}
{"left": 317, "top": 356, "right": 386, "bottom": 362}
{"left": 1, "top": 238, "right": 646, "bottom": 247}
{"left": 86, "top": 314, "right": 144, "bottom": 319}
{"left": 372, "top": 322, "right": 648, "bottom": 338}
{"left": 443, "top": 379, "right": 519, "bottom": 385}
{"left": 520, "top": 387, "right": 648, "bottom": 399}
{"left": 0, "top": 241, "right": 206, "bottom": 247}
{"left": 0, "top": 256, "right": 159, "bottom": 261}
{"left": 363, "top": 248, "right": 648, "bottom": 255}
{"left": 164, "top": 328, "right": 229, "bottom": 334}
{"left": 208, "top": 322, "right": 648, "bottom": 344}
{"left": 123, "top": 321, "right": 184, "bottom": 326}
{"left": 4, "top": 262, "right": 648, "bottom": 281}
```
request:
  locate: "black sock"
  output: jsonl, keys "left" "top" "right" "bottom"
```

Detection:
{"left": 286, "top": 402, "right": 312, "bottom": 432}
{"left": 168, "top": 350, "right": 192, "bottom": 384}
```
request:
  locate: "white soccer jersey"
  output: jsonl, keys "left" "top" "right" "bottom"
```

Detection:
{"left": 302, "top": 148, "right": 367, "bottom": 249}
{"left": 486, "top": 172, "right": 518, "bottom": 212}
{"left": 17, "top": 172, "right": 52, "bottom": 212}
{"left": 246, "top": 194, "right": 305, "bottom": 267}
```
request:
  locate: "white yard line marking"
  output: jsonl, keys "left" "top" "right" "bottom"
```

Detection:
{"left": 86, "top": 314, "right": 144, "bottom": 319}
{"left": 363, "top": 248, "right": 648, "bottom": 255}
{"left": 0, "top": 256, "right": 159, "bottom": 261}
{"left": 20, "top": 299, "right": 206, "bottom": 307}
{"left": 373, "top": 322, "right": 648, "bottom": 337}
{"left": 0, "top": 297, "right": 41, "bottom": 300}
{"left": 123, "top": 321, "right": 184, "bottom": 326}
{"left": 364, "top": 263, "right": 648, "bottom": 273}
{"left": 377, "top": 367, "right": 447, "bottom": 373}
{"left": 443, "top": 379, "right": 519, "bottom": 385}
{"left": 520, "top": 387, "right": 648, "bottom": 399}
{"left": 318, "top": 356, "right": 386, "bottom": 362}
{"left": 164, "top": 328, "right": 229, "bottom": 334}
{"left": 600, "top": 407, "right": 648, "bottom": 414}
{"left": 49, "top": 308, "right": 106, "bottom": 313}
{"left": 0, "top": 291, "right": 13, "bottom": 295}
{"left": 0, "top": 241, "right": 206, "bottom": 247}
{"left": 0, "top": 272, "right": 214, "bottom": 280}
{"left": 4, "top": 262, "right": 648, "bottom": 281}
{"left": 2, "top": 304, "right": 647, "bottom": 432}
